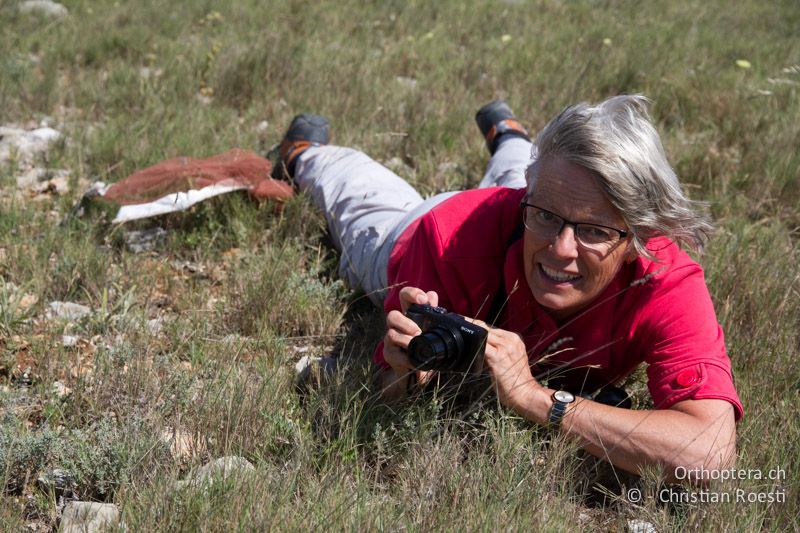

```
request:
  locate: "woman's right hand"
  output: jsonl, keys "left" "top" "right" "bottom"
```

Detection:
{"left": 380, "top": 287, "right": 439, "bottom": 397}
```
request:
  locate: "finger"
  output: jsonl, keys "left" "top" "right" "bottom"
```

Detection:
{"left": 462, "top": 315, "right": 491, "bottom": 330}
{"left": 385, "top": 326, "right": 418, "bottom": 351}
{"left": 461, "top": 317, "right": 518, "bottom": 349}
{"left": 425, "top": 290, "right": 439, "bottom": 308}
{"left": 483, "top": 341, "right": 535, "bottom": 382}
{"left": 482, "top": 325, "right": 523, "bottom": 347}
{"left": 399, "top": 286, "right": 428, "bottom": 311}
{"left": 383, "top": 341, "right": 413, "bottom": 370}
{"left": 386, "top": 310, "right": 423, "bottom": 336}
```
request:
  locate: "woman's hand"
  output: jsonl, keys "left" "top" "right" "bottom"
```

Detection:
{"left": 468, "top": 318, "right": 546, "bottom": 420}
{"left": 380, "top": 287, "right": 439, "bottom": 397}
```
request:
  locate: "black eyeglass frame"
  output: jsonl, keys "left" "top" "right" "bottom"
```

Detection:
{"left": 519, "top": 201, "right": 629, "bottom": 245}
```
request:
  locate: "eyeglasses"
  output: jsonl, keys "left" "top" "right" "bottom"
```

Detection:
{"left": 520, "top": 201, "right": 628, "bottom": 252}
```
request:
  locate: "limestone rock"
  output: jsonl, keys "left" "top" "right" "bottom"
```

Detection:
{"left": 627, "top": 519, "right": 657, "bottom": 533}
{"left": 295, "top": 355, "right": 337, "bottom": 380}
{"left": 62, "top": 335, "right": 79, "bottom": 347}
{"left": 177, "top": 456, "right": 255, "bottom": 490}
{"left": 19, "top": 293, "right": 39, "bottom": 311}
{"left": 60, "top": 502, "right": 119, "bottom": 533}
{"left": 395, "top": 76, "right": 418, "bottom": 90}
{"left": 160, "top": 427, "right": 205, "bottom": 461}
{"left": 17, "top": 168, "right": 69, "bottom": 191}
{"left": 36, "top": 468, "right": 74, "bottom": 495}
{"left": 30, "top": 172, "right": 71, "bottom": 196}
{"left": 51, "top": 380, "right": 72, "bottom": 398}
{"left": 146, "top": 317, "right": 165, "bottom": 335}
{"left": 47, "top": 301, "right": 92, "bottom": 320}
{"left": 194, "top": 456, "right": 254, "bottom": 484}
{"left": 18, "top": 0, "right": 69, "bottom": 18}
{"left": 123, "top": 227, "right": 168, "bottom": 253}
{"left": 0, "top": 125, "right": 62, "bottom": 166}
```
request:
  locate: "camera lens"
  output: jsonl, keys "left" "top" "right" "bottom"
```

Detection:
{"left": 408, "top": 325, "right": 465, "bottom": 370}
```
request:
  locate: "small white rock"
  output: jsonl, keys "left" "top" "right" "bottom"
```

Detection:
{"left": 37, "top": 467, "right": 74, "bottom": 493}
{"left": 47, "top": 301, "right": 92, "bottom": 320}
{"left": 627, "top": 519, "right": 657, "bottom": 533}
{"left": 295, "top": 355, "right": 337, "bottom": 384}
{"left": 19, "top": 0, "right": 69, "bottom": 18}
{"left": 26, "top": 126, "right": 62, "bottom": 144}
{"left": 160, "top": 426, "right": 203, "bottom": 461}
{"left": 62, "top": 335, "right": 79, "bottom": 347}
{"left": 221, "top": 333, "right": 249, "bottom": 346}
{"left": 182, "top": 456, "right": 254, "bottom": 489}
{"left": 15, "top": 167, "right": 47, "bottom": 188}
{"left": 0, "top": 124, "right": 64, "bottom": 167}
{"left": 60, "top": 502, "right": 119, "bottom": 533}
{"left": 255, "top": 120, "right": 269, "bottom": 133}
{"left": 395, "top": 76, "right": 418, "bottom": 90}
{"left": 30, "top": 173, "right": 70, "bottom": 195}
{"left": 52, "top": 380, "right": 72, "bottom": 398}
{"left": 146, "top": 317, "right": 165, "bottom": 335}
{"left": 295, "top": 355, "right": 314, "bottom": 375}
{"left": 123, "top": 227, "right": 168, "bottom": 253}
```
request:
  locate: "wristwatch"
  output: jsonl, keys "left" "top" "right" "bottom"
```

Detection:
{"left": 548, "top": 390, "right": 576, "bottom": 426}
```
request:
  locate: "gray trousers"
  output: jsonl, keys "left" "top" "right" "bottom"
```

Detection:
{"left": 294, "top": 137, "right": 535, "bottom": 305}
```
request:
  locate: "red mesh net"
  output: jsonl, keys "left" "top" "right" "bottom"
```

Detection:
{"left": 103, "top": 148, "right": 293, "bottom": 205}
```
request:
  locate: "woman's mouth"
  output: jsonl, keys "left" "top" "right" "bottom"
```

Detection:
{"left": 539, "top": 263, "right": 581, "bottom": 284}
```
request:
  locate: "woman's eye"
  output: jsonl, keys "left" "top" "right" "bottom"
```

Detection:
{"left": 580, "top": 226, "right": 613, "bottom": 242}
{"left": 536, "top": 210, "right": 558, "bottom": 223}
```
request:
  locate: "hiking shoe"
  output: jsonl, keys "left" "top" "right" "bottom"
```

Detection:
{"left": 475, "top": 100, "right": 529, "bottom": 155}
{"left": 275, "top": 113, "right": 330, "bottom": 179}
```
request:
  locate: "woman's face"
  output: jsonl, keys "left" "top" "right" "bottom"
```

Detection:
{"left": 523, "top": 156, "right": 632, "bottom": 319}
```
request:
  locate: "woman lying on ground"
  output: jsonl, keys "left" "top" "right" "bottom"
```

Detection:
{"left": 272, "top": 95, "right": 742, "bottom": 483}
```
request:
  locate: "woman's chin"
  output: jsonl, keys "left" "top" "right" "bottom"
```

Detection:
{"left": 530, "top": 288, "right": 576, "bottom": 318}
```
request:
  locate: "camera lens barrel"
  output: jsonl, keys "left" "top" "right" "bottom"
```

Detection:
{"left": 408, "top": 325, "right": 465, "bottom": 370}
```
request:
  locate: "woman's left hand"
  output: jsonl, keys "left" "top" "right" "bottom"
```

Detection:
{"left": 469, "top": 319, "right": 543, "bottom": 412}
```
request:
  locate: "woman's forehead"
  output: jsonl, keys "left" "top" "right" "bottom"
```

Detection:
{"left": 529, "top": 157, "right": 624, "bottom": 225}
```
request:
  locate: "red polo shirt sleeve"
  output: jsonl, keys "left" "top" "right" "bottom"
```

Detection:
{"left": 633, "top": 247, "right": 743, "bottom": 420}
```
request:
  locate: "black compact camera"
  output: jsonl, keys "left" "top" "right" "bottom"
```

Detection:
{"left": 405, "top": 304, "right": 488, "bottom": 372}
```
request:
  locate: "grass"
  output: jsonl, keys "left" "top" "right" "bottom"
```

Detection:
{"left": 1, "top": 0, "right": 799, "bottom": 530}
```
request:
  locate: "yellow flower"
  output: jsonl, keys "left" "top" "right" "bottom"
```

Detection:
{"left": 736, "top": 59, "right": 752, "bottom": 69}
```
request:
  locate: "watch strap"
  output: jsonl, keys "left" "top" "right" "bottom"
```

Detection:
{"left": 548, "top": 391, "right": 574, "bottom": 426}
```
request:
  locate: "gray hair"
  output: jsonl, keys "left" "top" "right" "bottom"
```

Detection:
{"left": 526, "top": 94, "right": 713, "bottom": 258}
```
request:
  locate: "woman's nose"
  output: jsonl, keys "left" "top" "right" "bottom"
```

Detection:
{"left": 551, "top": 224, "right": 580, "bottom": 258}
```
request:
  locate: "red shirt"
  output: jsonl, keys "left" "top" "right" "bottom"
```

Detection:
{"left": 377, "top": 187, "right": 743, "bottom": 419}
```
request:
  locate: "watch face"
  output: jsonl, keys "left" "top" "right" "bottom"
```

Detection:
{"left": 554, "top": 390, "right": 575, "bottom": 403}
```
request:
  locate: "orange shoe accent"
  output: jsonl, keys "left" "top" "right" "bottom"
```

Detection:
{"left": 503, "top": 118, "right": 528, "bottom": 135}
{"left": 280, "top": 140, "right": 313, "bottom": 167}
{"left": 485, "top": 119, "right": 528, "bottom": 146}
{"left": 486, "top": 124, "right": 498, "bottom": 144}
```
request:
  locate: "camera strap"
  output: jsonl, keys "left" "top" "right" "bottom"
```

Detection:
{"left": 486, "top": 222, "right": 525, "bottom": 326}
